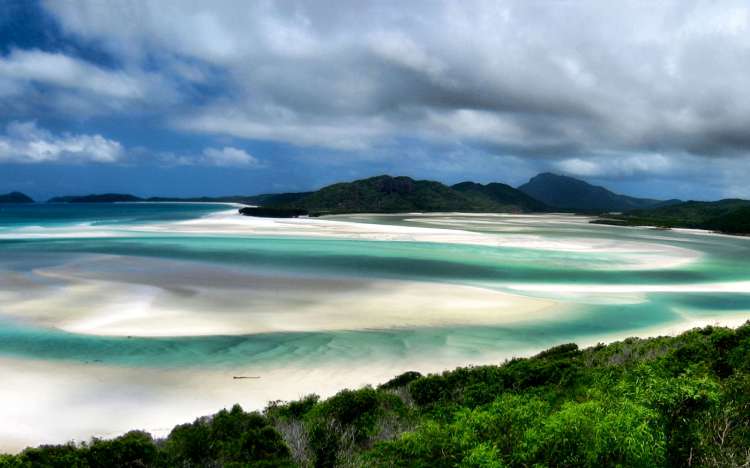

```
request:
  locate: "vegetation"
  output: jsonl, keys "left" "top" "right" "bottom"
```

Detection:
{"left": 518, "top": 172, "right": 676, "bottom": 212}
{"left": 451, "top": 181, "right": 547, "bottom": 212}
{"left": 270, "top": 175, "right": 545, "bottom": 215}
{"left": 239, "top": 207, "right": 309, "bottom": 218}
{"left": 241, "top": 192, "right": 313, "bottom": 207}
{"left": 0, "top": 191, "right": 33, "bottom": 203}
{"left": 594, "top": 199, "right": 750, "bottom": 235}
{"left": 3, "top": 322, "right": 750, "bottom": 467}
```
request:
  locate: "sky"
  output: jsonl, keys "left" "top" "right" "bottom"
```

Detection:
{"left": 1, "top": 0, "right": 750, "bottom": 200}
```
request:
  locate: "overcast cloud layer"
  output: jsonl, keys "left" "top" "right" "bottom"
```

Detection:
{"left": 2, "top": 0, "right": 750, "bottom": 199}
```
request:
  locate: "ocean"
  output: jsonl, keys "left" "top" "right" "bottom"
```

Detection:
{"left": 1, "top": 203, "right": 749, "bottom": 449}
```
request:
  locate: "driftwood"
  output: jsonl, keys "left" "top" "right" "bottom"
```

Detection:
{"left": 233, "top": 376, "right": 260, "bottom": 379}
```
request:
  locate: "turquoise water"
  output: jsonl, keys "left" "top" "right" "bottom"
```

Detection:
{"left": 1, "top": 204, "right": 749, "bottom": 370}
{"left": 0, "top": 202, "right": 229, "bottom": 228}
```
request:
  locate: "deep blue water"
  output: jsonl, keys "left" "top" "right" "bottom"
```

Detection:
{"left": 0, "top": 202, "right": 230, "bottom": 227}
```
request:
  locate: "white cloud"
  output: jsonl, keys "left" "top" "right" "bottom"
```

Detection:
{"left": 0, "top": 121, "right": 123, "bottom": 163}
{"left": 0, "top": 48, "right": 178, "bottom": 116}
{"left": 12, "top": 0, "right": 750, "bottom": 191}
{"left": 0, "top": 49, "right": 143, "bottom": 99}
{"left": 555, "top": 153, "right": 675, "bottom": 178}
{"left": 176, "top": 110, "right": 388, "bottom": 150}
{"left": 201, "top": 146, "right": 260, "bottom": 167}
{"left": 38, "top": 1, "right": 746, "bottom": 154}
{"left": 153, "top": 146, "right": 263, "bottom": 168}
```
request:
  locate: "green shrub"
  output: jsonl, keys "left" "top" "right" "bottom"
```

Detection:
{"left": 379, "top": 371, "right": 423, "bottom": 390}
{"left": 3, "top": 323, "right": 750, "bottom": 467}
{"left": 161, "top": 404, "right": 293, "bottom": 467}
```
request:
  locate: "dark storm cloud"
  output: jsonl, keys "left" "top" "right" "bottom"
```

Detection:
{"left": 1, "top": 0, "right": 750, "bottom": 197}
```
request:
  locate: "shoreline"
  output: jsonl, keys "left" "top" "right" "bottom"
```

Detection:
{"left": 1, "top": 209, "right": 749, "bottom": 452}
{"left": 2, "top": 316, "right": 748, "bottom": 454}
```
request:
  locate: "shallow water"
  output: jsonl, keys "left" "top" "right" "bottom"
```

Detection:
{"left": 0, "top": 204, "right": 749, "bottom": 449}
{"left": 1, "top": 206, "right": 749, "bottom": 366}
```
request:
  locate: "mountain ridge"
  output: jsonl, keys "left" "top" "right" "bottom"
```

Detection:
{"left": 269, "top": 175, "right": 543, "bottom": 214}
{"left": 518, "top": 172, "right": 676, "bottom": 212}
{"left": 0, "top": 191, "right": 34, "bottom": 203}
{"left": 451, "top": 181, "right": 548, "bottom": 212}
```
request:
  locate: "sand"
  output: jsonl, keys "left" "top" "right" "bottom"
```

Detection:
{"left": 2, "top": 309, "right": 748, "bottom": 453}
{"left": 2, "top": 254, "right": 558, "bottom": 336}
{"left": 0, "top": 210, "right": 702, "bottom": 270}
{"left": 143, "top": 211, "right": 702, "bottom": 270}
{"left": 0, "top": 209, "right": 747, "bottom": 452}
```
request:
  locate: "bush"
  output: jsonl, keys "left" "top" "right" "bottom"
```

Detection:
{"left": 379, "top": 371, "right": 423, "bottom": 390}
{"left": 161, "top": 404, "right": 293, "bottom": 467}
{"left": 3, "top": 323, "right": 750, "bottom": 467}
{"left": 86, "top": 431, "right": 157, "bottom": 467}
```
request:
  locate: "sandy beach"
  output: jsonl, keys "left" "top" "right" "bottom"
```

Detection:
{"left": 1, "top": 210, "right": 748, "bottom": 452}
{"left": 2, "top": 308, "right": 748, "bottom": 453}
{"left": 2, "top": 254, "right": 558, "bottom": 336}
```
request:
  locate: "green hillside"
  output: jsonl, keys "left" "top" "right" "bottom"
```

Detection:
{"left": 3, "top": 322, "right": 750, "bottom": 467}
{"left": 269, "top": 175, "right": 544, "bottom": 215}
{"left": 594, "top": 199, "right": 750, "bottom": 235}
{"left": 452, "top": 181, "right": 548, "bottom": 212}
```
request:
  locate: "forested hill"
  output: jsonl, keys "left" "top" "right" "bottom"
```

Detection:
{"left": 0, "top": 191, "right": 33, "bottom": 203}
{"left": 594, "top": 198, "right": 750, "bottom": 235}
{"left": 267, "top": 175, "right": 545, "bottom": 214}
{"left": 3, "top": 322, "right": 750, "bottom": 467}
{"left": 452, "top": 181, "right": 548, "bottom": 212}
{"left": 518, "top": 172, "right": 676, "bottom": 212}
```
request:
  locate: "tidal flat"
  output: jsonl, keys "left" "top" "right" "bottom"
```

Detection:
{"left": 0, "top": 204, "right": 748, "bottom": 450}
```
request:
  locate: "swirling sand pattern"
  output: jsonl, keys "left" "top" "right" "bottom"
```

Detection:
{"left": 0, "top": 204, "right": 748, "bottom": 450}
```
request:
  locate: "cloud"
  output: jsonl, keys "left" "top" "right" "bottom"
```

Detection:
{"left": 0, "top": 49, "right": 145, "bottom": 99}
{"left": 0, "top": 121, "right": 123, "bottom": 163}
{"left": 175, "top": 109, "right": 389, "bottom": 150}
{"left": 36, "top": 1, "right": 750, "bottom": 160}
{"left": 201, "top": 147, "right": 261, "bottom": 167}
{"left": 0, "top": 48, "right": 179, "bottom": 117}
{"left": 0, "top": 0, "right": 730, "bottom": 199}
{"left": 152, "top": 146, "right": 263, "bottom": 168}
{"left": 554, "top": 153, "right": 676, "bottom": 178}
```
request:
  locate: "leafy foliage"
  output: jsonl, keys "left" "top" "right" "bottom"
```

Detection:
{"left": 272, "top": 175, "right": 545, "bottom": 214}
{"left": 3, "top": 323, "right": 750, "bottom": 467}
{"left": 594, "top": 198, "right": 750, "bottom": 234}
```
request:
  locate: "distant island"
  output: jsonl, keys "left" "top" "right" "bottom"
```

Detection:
{"left": 593, "top": 199, "right": 750, "bottom": 235}
{"left": 239, "top": 207, "right": 308, "bottom": 218}
{"left": 518, "top": 172, "right": 680, "bottom": 212}
{"left": 48, "top": 193, "right": 143, "bottom": 203}
{"left": 40, "top": 173, "right": 750, "bottom": 235}
{"left": 0, "top": 191, "right": 34, "bottom": 203}
{"left": 45, "top": 192, "right": 311, "bottom": 206}
{"left": 244, "top": 174, "right": 549, "bottom": 216}
{"left": 2, "top": 322, "right": 748, "bottom": 467}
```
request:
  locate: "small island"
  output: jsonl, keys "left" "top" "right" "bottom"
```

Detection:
{"left": 239, "top": 207, "right": 308, "bottom": 218}
{"left": 0, "top": 191, "right": 34, "bottom": 203}
{"left": 47, "top": 193, "right": 143, "bottom": 203}
{"left": 592, "top": 199, "right": 750, "bottom": 235}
